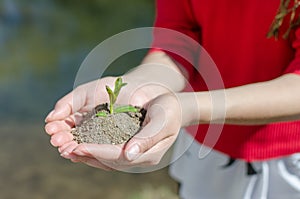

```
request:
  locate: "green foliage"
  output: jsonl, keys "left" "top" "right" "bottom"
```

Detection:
{"left": 96, "top": 77, "right": 138, "bottom": 116}
{"left": 106, "top": 77, "right": 127, "bottom": 114}
{"left": 114, "top": 77, "right": 128, "bottom": 99}
{"left": 95, "top": 111, "right": 108, "bottom": 117}
{"left": 114, "top": 105, "right": 138, "bottom": 113}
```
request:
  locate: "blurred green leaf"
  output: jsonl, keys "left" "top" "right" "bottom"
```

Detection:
{"left": 114, "top": 105, "right": 138, "bottom": 113}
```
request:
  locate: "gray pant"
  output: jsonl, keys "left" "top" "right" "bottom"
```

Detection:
{"left": 170, "top": 130, "right": 300, "bottom": 199}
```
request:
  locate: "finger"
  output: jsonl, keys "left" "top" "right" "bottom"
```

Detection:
{"left": 124, "top": 104, "right": 169, "bottom": 161}
{"left": 59, "top": 141, "right": 78, "bottom": 157}
{"left": 99, "top": 136, "right": 176, "bottom": 170}
{"left": 45, "top": 92, "right": 73, "bottom": 122}
{"left": 71, "top": 157, "right": 114, "bottom": 171}
{"left": 99, "top": 160, "right": 136, "bottom": 171}
{"left": 72, "top": 143, "right": 123, "bottom": 161}
{"left": 45, "top": 89, "right": 86, "bottom": 122}
{"left": 50, "top": 131, "right": 74, "bottom": 147}
{"left": 45, "top": 112, "right": 85, "bottom": 137}
{"left": 130, "top": 135, "right": 176, "bottom": 166}
{"left": 58, "top": 141, "right": 76, "bottom": 153}
{"left": 117, "top": 84, "right": 149, "bottom": 107}
{"left": 45, "top": 120, "right": 73, "bottom": 135}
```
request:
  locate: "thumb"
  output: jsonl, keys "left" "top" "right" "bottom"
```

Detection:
{"left": 125, "top": 104, "right": 167, "bottom": 161}
{"left": 45, "top": 88, "right": 87, "bottom": 122}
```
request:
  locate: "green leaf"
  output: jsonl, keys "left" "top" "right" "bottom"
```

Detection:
{"left": 95, "top": 111, "right": 108, "bottom": 117}
{"left": 114, "top": 105, "right": 138, "bottom": 113}
{"left": 114, "top": 77, "right": 127, "bottom": 99}
{"left": 106, "top": 85, "right": 116, "bottom": 104}
{"left": 104, "top": 77, "right": 129, "bottom": 115}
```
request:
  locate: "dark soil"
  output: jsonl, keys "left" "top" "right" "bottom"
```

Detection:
{"left": 71, "top": 103, "right": 146, "bottom": 145}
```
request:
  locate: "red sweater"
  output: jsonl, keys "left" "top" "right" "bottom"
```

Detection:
{"left": 152, "top": 0, "right": 300, "bottom": 161}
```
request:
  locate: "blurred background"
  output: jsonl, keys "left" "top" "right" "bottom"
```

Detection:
{"left": 0, "top": 0, "right": 178, "bottom": 198}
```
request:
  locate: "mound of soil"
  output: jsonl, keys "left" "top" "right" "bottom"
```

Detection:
{"left": 71, "top": 103, "right": 146, "bottom": 145}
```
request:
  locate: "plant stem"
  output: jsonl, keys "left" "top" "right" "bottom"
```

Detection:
{"left": 110, "top": 103, "right": 114, "bottom": 114}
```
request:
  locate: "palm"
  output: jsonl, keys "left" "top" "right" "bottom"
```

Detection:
{"left": 45, "top": 76, "right": 156, "bottom": 162}
{"left": 72, "top": 93, "right": 182, "bottom": 171}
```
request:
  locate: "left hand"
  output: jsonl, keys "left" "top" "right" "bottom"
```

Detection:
{"left": 61, "top": 93, "right": 183, "bottom": 171}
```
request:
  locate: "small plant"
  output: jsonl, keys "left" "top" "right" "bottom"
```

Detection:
{"left": 96, "top": 77, "right": 138, "bottom": 117}
{"left": 72, "top": 77, "right": 146, "bottom": 145}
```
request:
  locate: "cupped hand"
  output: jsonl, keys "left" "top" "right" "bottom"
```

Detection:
{"left": 44, "top": 76, "right": 183, "bottom": 170}
{"left": 44, "top": 77, "right": 150, "bottom": 159}
{"left": 65, "top": 93, "right": 183, "bottom": 171}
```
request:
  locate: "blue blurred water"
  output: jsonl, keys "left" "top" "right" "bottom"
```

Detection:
{"left": 0, "top": 0, "right": 153, "bottom": 123}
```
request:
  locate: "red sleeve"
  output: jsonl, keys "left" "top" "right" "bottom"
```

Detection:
{"left": 150, "top": 0, "right": 201, "bottom": 79}
{"left": 284, "top": 28, "right": 300, "bottom": 75}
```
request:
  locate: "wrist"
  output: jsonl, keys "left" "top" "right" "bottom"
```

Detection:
{"left": 177, "top": 90, "right": 226, "bottom": 127}
{"left": 124, "top": 52, "right": 186, "bottom": 91}
{"left": 177, "top": 92, "right": 202, "bottom": 127}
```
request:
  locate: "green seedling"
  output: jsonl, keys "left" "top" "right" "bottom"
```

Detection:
{"left": 95, "top": 111, "right": 107, "bottom": 117}
{"left": 95, "top": 77, "right": 138, "bottom": 117}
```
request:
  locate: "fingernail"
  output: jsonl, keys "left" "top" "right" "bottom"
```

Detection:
{"left": 126, "top": 144, "right": 140, "bottom": 161}
{"left": 45, "top": 123, "right": 56, "bottom": 135}
{"left": 61, "top": 151, "right": 70, "bottom": 157}
{"left": 45, "top": 110, "right": 55, "bottom": 122}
